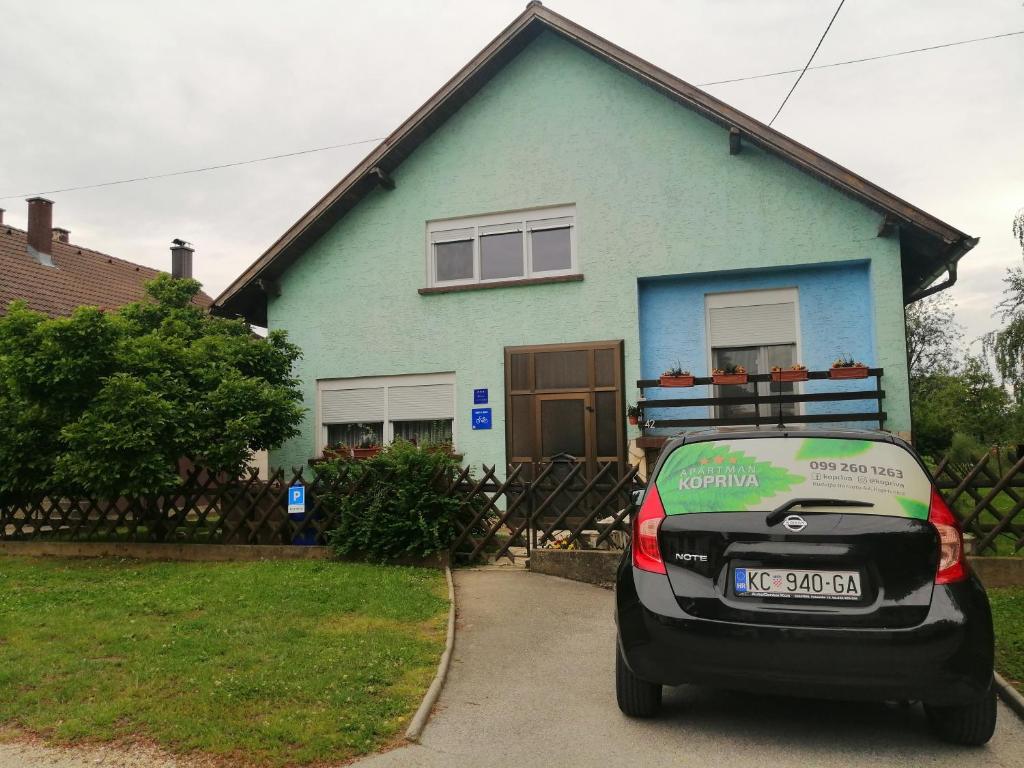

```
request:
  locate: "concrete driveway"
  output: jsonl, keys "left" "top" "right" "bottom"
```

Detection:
{"left": 356, "top": 569, "right": 1024, "bottom": 768}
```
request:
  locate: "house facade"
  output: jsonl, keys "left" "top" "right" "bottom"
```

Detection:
{"left": 215, "top": 5, "right": 976, "bottom": 476}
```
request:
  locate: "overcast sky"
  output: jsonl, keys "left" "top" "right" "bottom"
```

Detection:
{"left": 2, "top": 0, "right": 1021, "bottom": 345}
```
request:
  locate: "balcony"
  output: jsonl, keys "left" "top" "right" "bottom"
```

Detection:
{"left": 635, "top": 368, "right": 885, "bottom": 449}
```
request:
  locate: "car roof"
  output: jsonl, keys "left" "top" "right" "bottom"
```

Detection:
{"left": 666, "top": 425, "right": 906, "bottom": 450}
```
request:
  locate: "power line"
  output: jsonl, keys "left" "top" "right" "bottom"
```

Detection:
{"left": 769, "top": 0, "right": 845, "bottom": 127}
{"left": 3, "top": 26, "right": 1021, "bottom": 201}
{"left": 698, "top": 29, "right": 1024, "bottom": 87}
{"left": 0, "top": 136, "right": 386, "bottom": 201}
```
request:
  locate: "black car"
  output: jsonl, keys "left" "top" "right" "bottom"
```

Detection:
{"left": 615, "top": 427, "right": 996, "bottom": 745}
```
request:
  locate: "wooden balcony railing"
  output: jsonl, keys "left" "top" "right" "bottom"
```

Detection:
{"left": 635, "top": 368, "right": 885, "bottom": 437}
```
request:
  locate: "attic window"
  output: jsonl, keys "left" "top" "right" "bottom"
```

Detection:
{"left": 426, "top": 205, "right": 577, "bottom": 288}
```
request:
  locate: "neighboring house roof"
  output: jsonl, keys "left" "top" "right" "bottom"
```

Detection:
{"left": 0, "top": 224, "right": 213, "bottom": 317}
{"left": 214, "top": 2, "right": 977, "bottom": 326}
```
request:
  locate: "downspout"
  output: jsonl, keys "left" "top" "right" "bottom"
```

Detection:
{"left": 906, "top": 236, "right": 979, "bottom": 303}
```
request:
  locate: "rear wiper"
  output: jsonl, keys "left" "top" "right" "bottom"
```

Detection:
{"left": 766, "top": 498, "right": 874, "bottom": 527}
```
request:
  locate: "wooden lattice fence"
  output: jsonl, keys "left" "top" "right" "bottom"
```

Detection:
{"left": 0, "top": 460, "right": 643, "bottom": 564}
{"left": 931, "top": 451, "right": 1024, "bottom": 555}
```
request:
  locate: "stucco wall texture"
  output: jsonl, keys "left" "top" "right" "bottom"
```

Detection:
{"left": 267, "top": 31, "right": 909, "bottom": 472}
{"left": 639, "top": 262, "right": 878, "bottom": 429}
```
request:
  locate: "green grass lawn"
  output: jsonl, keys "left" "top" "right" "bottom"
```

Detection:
{"left": 0, "top": 557, "right": 448, "bottom": 766}
{"left": 989, "top": 586, "right": 1024, "bottom": 690}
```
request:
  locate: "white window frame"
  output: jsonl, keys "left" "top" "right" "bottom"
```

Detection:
{"left": 316, "top": 372, "right": 457, "bottom": 456}
{"left": 426, "top": 204, "right": 578, "bottom": 288}
{"left": 703, "top": 287, "right": 802, "bottom": 421}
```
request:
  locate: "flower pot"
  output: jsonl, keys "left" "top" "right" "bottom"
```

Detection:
{"left": 352, "top": 447, "right": 382, "bottom": 459}
{"left": 829, "top": 366, "right": 869, "bottom": 380}
{"left": 712, "top": 373, "right": 748, "bottom": 386}
{"left": 659, "top": 374, "right": 695, "bottom": 387}
{"left": 628, "top": 415, "right": 639, "bottom": 426}
{"left": 771, "top": 369, "right": 808, "bottom": 383}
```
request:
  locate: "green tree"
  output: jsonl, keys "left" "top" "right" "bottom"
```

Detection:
{"left": 911, "top": 356, "right": 1015, "bottom": 456}
{"left": 0, "top": 275, "right": 304, "bottom": 499}
{"left": 905, "top": 293, "right": 964, "bottom": 379}
{"left": 983, "top": 209, "right": 1024, "bottom": 402}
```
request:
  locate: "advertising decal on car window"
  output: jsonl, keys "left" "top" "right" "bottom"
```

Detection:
{"left": 655, "top": 438, "right": 932, "bottom": 517}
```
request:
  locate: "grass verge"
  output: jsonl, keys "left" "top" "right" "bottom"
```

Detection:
{"left": 989, "top": 586, "right": 1024, "bottom": 691}
{"left": 0, "top": 556, "right": 448, "bottom": 766}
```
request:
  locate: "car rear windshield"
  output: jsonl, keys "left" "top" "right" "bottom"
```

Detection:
{"left": 654, "top": 436, "right": 932, "bottom": 518}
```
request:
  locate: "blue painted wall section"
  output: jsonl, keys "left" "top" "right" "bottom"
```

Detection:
{"left": 637, "top": 261, "right": 877, "bottom": 431}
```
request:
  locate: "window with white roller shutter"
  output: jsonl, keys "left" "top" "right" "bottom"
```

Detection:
{"left": 317, "top": 373, "right": 456, "bottom": 453}
{"left": 705, "top": 289, "right": 801, "bottom": 420}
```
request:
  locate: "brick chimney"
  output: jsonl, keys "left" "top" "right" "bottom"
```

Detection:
{"left": 52, "top": 227, "right": 70, "bottom": 243}
{"left": 26, "top": 197, "right": 55, "bottom": 266}
{"left": 170, "top": 239, "right": 194, "bottom": 279}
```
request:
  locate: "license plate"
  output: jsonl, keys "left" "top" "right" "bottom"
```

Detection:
{"left": 733, "top": 567, "right": 861, "bottom": 601}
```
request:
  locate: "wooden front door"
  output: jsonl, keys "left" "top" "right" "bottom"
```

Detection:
{"left": 505, "top": 340, "right": 624, "bottom": 478}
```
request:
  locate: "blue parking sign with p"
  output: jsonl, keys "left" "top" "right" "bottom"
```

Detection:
{"left": 288, "top": 485, "right": 305, "bottom": 517}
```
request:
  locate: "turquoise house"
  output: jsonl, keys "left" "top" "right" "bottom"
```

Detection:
{"left": 215, "top": 4, "right": 976, "bottom": 477}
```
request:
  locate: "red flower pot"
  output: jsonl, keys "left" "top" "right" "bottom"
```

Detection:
{"left": 659, "top": 375, "right": 695, "bottom": 387}
{"left": 628, "top": 415, "right": 639, "bottom": 426}
{"left": 829, "top": 366, "right": 869, "bottom": 380}
{"left": 771, "top": 369, "right": 808, "bottom": 383}
{"left": 712, "top": 373, "right": 748, "bottom": 386}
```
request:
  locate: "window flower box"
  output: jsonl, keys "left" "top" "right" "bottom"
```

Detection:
{"left": 830, "top": 358, "right": 869, "bottom": 380}
{"left": 770, "top": 365, "right": 808, "bottom": 383}
{"left": 711, "top": 366, "right": 747, "bottom": 386}
{"left": 352, "top": 446, "right": 382, "bottom": 459}
{"left": 659, "top": 374, "right": 695, "bottom": 388}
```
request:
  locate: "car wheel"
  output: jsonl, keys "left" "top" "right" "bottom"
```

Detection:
{"left": 616, "top": 642, "right": 662, "bottom": 717}
{"left": 924, "top": 686, "right": 997, "bottom": 746}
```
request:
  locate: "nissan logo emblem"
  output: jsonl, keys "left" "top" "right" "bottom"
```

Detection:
{"left": 782, "top": 514, "right": 808, "bottom": 532}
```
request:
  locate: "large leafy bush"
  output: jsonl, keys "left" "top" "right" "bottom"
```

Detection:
{"left": 320, "top": 441, "right": 463, "bottom": 561}
{"left": 0, "top": 275, "right": 304, "bottom": 499}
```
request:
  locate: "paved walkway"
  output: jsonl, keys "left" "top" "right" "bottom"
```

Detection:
{"left": 355, "top": 569, "right": 1024, "bottom": 768}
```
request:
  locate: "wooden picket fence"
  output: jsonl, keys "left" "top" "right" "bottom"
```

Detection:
{"left": 0, "top": 459, "right": 642, "bottom": 564}
{"left": 931, "top": 451, "right": 1024, "bottom": 555}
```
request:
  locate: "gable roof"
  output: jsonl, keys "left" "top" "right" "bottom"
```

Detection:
{"left": 0, "top": 224, "right": 212, "bottom": 317}
{"left": 214, "top": 2, "right": 977, "bottom": 326}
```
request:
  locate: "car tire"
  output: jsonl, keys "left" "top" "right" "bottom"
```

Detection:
{"left": 924, "top": 685, "right": 997, "bottom": 746}
{"left": 616, "top": 642, "right": 662, "bottom": 717}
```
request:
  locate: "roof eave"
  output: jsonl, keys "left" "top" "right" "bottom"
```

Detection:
{"left": 214, "top": 3, "right": 976, "bottom": 322}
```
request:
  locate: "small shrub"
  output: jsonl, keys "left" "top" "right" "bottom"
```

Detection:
{"left": 319, "top": 440, "right": 463, "bottom": 561}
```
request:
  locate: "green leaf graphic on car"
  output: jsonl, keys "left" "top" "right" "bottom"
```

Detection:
{"left": 656, "top": 442, "right": 805, "bottom": 514}
{"left": 795, "top": 438, "right": 873, "bottom": 460}
{"left": 895, "top": 496, "right": 929, "bottom": 520}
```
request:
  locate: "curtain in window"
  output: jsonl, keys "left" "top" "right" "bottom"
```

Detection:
{"left": 392, "top": 420, "right": 453, "bottom": 446}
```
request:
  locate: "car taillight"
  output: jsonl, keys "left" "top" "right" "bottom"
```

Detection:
{"left": 632, "top": 483, "right": 666, "bottom": 574}
{"left": 928, "top": 487, "right": 968, "bottom": 584}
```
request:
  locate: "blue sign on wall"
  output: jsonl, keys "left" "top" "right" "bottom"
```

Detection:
{"left": 473, "top": 388, "right": 489, "bottom": 404}
{"left": 471, "top": 407, "right": 492, "bottom": 430}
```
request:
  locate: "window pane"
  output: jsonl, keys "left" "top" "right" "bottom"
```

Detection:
{"left": 595, "top": 348, "right": 615, "bottom": 387}
{"left": 392, "top": 420, "right": 453, "bottom": 446}
{"left": 326, "top": 422, "right": 383, "bottom": 448}
{"left": 540, "top": 399, "right": 586, "bottom": 458}
{"left": 595, "top": 391, "right": 618, "bottom": 458}
{"left": 510, "top": 395, "right": 534, "bottom": 459}
{"left": 712, "top": 347, "right": 759, "bottom": 420}
{"left": 509, "top": 353, "right": 531, "bottom": 391}
{"left": 435, "top": 240, "right": 473, "bottom": 281}
{"left": 531, "top": 227, "right": 571, "bottom": 272}
{"left": 760, "top": 344, "right": 798, "bottom": 418}
{"left": 480, "top": 231, "right": 523, "bottom": 280}
{"left": 535, "top": 350, "right": 589, "bottom": 389}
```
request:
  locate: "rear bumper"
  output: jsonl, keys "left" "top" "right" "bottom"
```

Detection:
{"left": 616, "top": 563, "right": 994, "bottom": 706}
